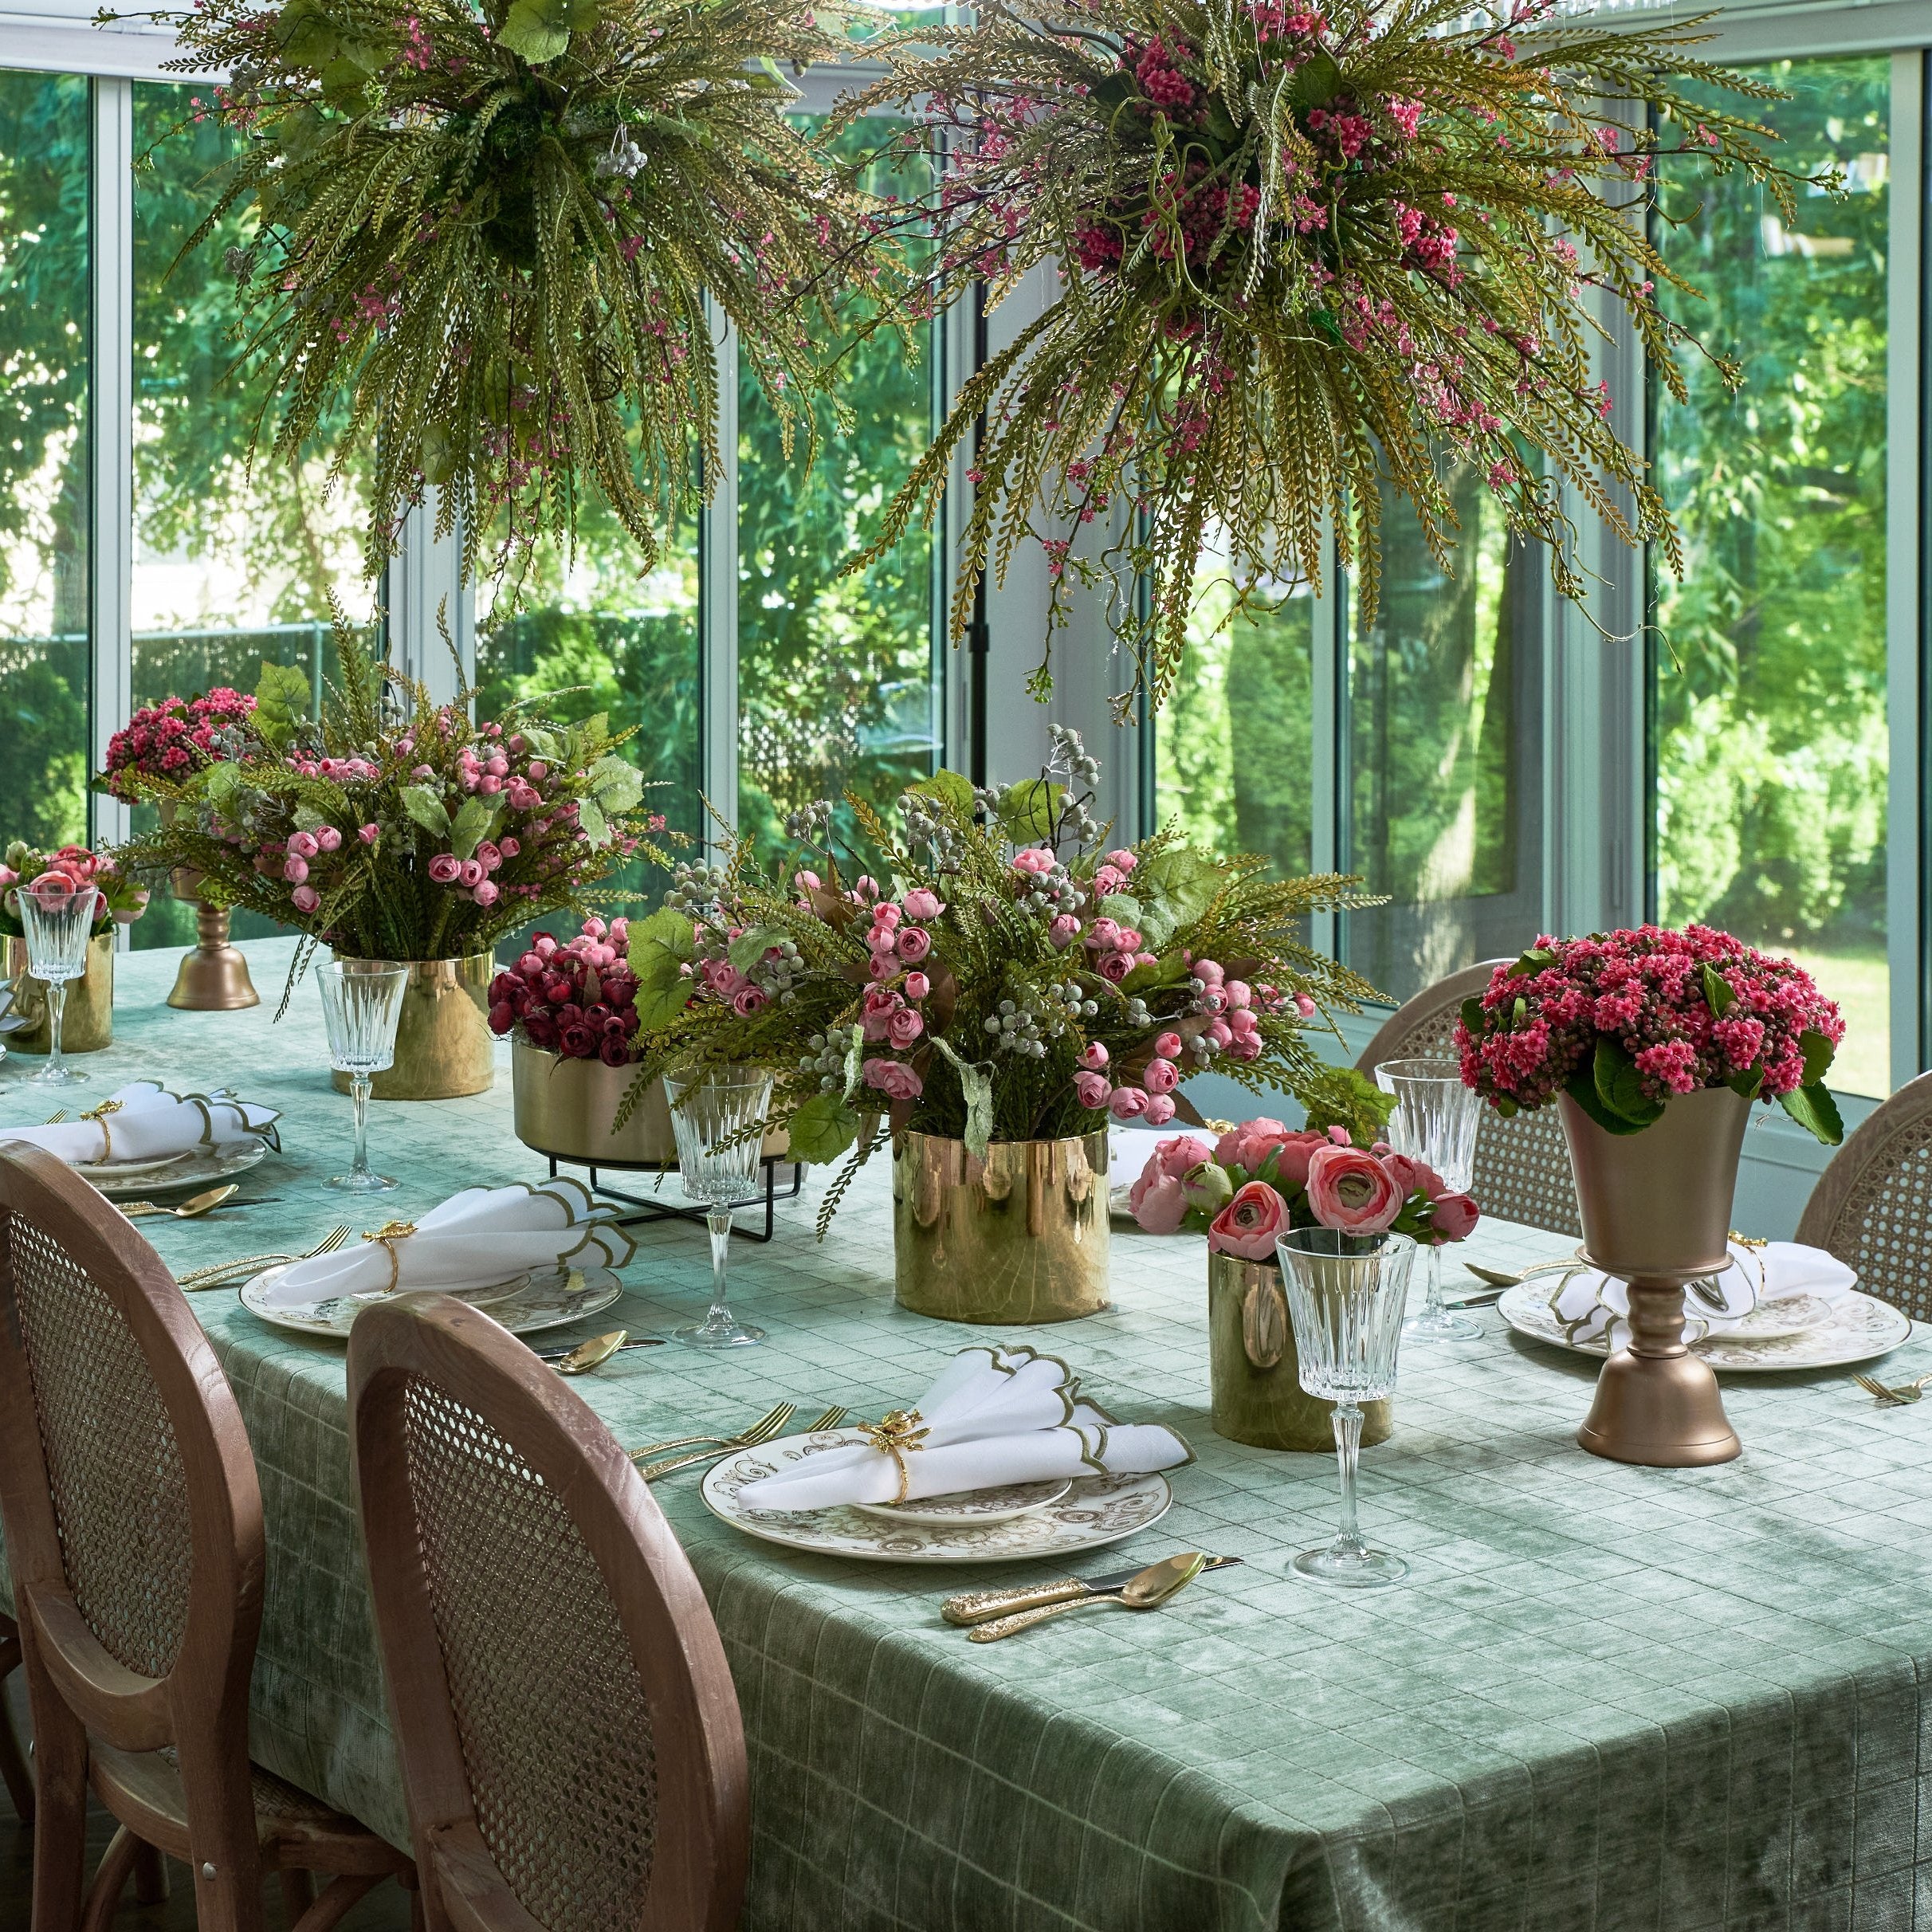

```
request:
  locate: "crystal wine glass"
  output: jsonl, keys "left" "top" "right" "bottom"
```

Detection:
{"left": 665, "top": 1065, "right": 775, "bottom": 1348}
{"left": 1375, "top": 1056, "right": 1482, "bottom": 1340}
{"left": 18, "top": 883, "right": 99, "bottom": 1088}
{"left": 316, "top": 961, "right": 407, "bottom": 1192}
{"left": 1276, "top": 1227, "right": 1416, "bottom": 1588}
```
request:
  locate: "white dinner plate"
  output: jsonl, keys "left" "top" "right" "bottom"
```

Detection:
{"left": 703, "top": 1429, "right": 1172, "bottom": 1565}
{"left": 80, "top": 1139, "right": 272, "bottom": 1198}
{"left": 853, "top": 1478, "right": 1071, "bottom": 1527}
{"left": 239, "top": 1263, "right": 623, "bottom": 1340}
{"left": 1498, "top": 1282, "right": 1911, "bottom": 1372}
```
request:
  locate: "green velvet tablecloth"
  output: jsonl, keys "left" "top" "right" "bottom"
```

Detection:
{"left": 12, "top": 938, "right": 1932, "bottom": 1930}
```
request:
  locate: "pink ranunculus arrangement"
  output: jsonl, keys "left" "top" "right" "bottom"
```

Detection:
{"left": 489, "top": 918, "right": 641, "bottom": 1069}
{"left": 105, "top": 631, "right": 671, "bottom": 963}
{"left": 1455, "top": 927, "right": 1847, "bottom": 1145}
{"left": 1128, "top": 1120, "right": 1479, "bottom": 1257}
{"left": 98, "top": 688, "right": 256, "bottom": 803}
{"left": 619, "top": 728, "right": 1384, "bottom": 1235}
{"left": 0, "top": 842, "right": 147, "bottom": 940}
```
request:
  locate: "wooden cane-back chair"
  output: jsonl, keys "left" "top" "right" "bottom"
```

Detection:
{"left": 1357, "top": 960, "right": 1582, "bottom": 1238}
{"left": 0, "top": 1144, "right": 414, "bottom": 1932}
{"left": 0, "top": 1608, "right": 33, "bottom": 1823}
{"left": 348, "top": 1293, "right": 748, "bottom": 1932}
{"left": 1796, "top": 1069, "right": 1932, "bottom": 1323}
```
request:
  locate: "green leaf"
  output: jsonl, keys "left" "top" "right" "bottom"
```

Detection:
{"left": 1565, "top": 1068, "right": 1650, "bottom": 1136}
{"left": 627, "top": 906, "right": 692, "bottom": 966}
{"left": 1701, "top": 962, "right": 1735, "bottom": 1017}
{"left": 518, "top": 724, "right": 561, "bottom": 761}
{"left": 1132, "top": 846, "right": 1223, "bottom": 948}
{"left": 577, "top": 798, "right": 610, "bottom": 847}
{"left": 202, "top": 762, "right": 244, "bottom": 806}
{"left": 786, "top": 1092, "right": 862, "bottom": 1164}
{"left": 728, "top": 925, "right": 783, "bottom": 972}
{"left": 842, "top": 1022, "right": 865, "bottom": 1100}
{"left": 995, "top": 779, "right": 1064, "bottom": 844}
{"left": 913, "top": 769, "right": 976, "bottom": 818}
{"left": 1289, "top": 47, "right": 1343, "bottom": 109}
{"left": 273, "top": 0, "right": 339, "bottom": 65}
{"left": 932, "top": 1037, "right": 995, "bottom": 1164}
{"left": 587, "top": 753, "right": 643, "bottom": 814}
{"left": 1509, "top": 947, "right": 1557, "bottom": 978}
{"left": 399, "top": 786, "right": 450, "bottom": 838}
{"left": 1593, "top": 1036, "right": 1663, "bottom": 1128}
{"left": 253, "top": 659, "right": 311, "bottom": 747}
{"left": 1096, "top": 893, "right": 1141, "bottom": 928}
{"left": 292, "top": 805, "right": 328, "bottom": 834}
{"left": 1300, "top": 1065, "right": 1394, "bottom": 1141}
{"left": 627, "top": 908, "right": 693, "bottom": 1027}
{"left": 1778, "top": 1081, "right": 1845, "bottom": 1145}
{"left": 319, "top": 57, "right": 371, "bottom": 109}
{"left": 1459, "top": 995, "right": 1486, "bottom": 1037}
{"left": 497, "top": 0, "right": 589, "bottom": 62}
{"left": 629, "top": 974, "right": 693, "bottom": 1031}
{"left": 1799, "top": 1029, "right": 1836, "bottom": 1089}
{"left": 1120, "top": 952, "right": 1190, "bottom": 995}
{"left": 1726, "top": 1065, "right": 1765, "bottom": 1102}
{"left": 448, "top": 795, "right": 498, "bottom": 862}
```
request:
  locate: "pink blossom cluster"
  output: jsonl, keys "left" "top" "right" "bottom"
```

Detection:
{"left": 1455, "top": 925, "right": 1846, "bottom": 1113}
{"left": 489, "top": 919, "right": 641, "bottom": 1068}
{"left": 1074, "top": 1030, "right": 1184, "bottom": 1125}
{"left": 102, "top": 689, "right": 256, "bottom": 801}
{"left": 1127, "top": 1121, "right": 1479, "bottom": 1252}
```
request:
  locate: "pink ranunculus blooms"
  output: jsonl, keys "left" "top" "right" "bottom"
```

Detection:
{"left": 1079, "top": 1041, "right": 1109, "bottom": 1070}
{"left": 1104, "top": 849, "right": 1137, "bottom": 873}
{"left": 1429, "top": 1192, "right": 1480, "bottom": 1241}
{"left": 282, "top": 855, "right": 309, "bottom": 884}
{"left": 1108, "top": 1086, "right": 1149, "bottom": 1120}
{"left": 426, "top": 853, "right": 461, "bottom": 884}
{"left": 1142, "top": 1094, "right": 1176, "bottom": 1125}
{"left": 732, "top": 986, "right": 768, "bottom": 1018}
{"left": 290, "top": 885, "right": 320, "bottom": 913}
{"left": 1305, "top": 1145, "right": 1404, "bottom": 1235}
{"left": 896, "top": 925, "right": 933, "bottom": 963}
{"left": 1011, "top": 846, "right": 1055, "bottom": 875}
{"left": 1129, "top": 1164, "right": 1188, "bottom": 1234}
{"left": 287, "top": 830, "right": 320, "bottom": 859}
{"left": 862, "top": 1057, "right": 923, "bottom": 1101}
{"left": 1383, "top": 1152, "right": 1446, "bottom": 1201}
{"left": 1048, "top": 914, "right": 1082, "bottom": 948}
{"left": 1153, "top": 1031, "right": 1182, "bottom": 1060}
{"left": 1215, "top": 1117, "right": 1287, "bottom": 1171}
{"left": 1142, "top": 1057, "right": 1180, "bottom": 1096}
{"left": 887, "top": 1006, "right": 925, "bottom": 1049}
{"left": 457, "top": 858, "right": 485, "bottom": 889}
{"left": 472, "top": 880, "right": 499, "bottom": 908}
{"left": 1208, "top": 1180, "right": 1289, "bottom": 1260}
{"left": 1074, "top": 1071, "right": 1112, "bottom": 1110}
{"left": 1097, "top": 951, "right": 1134, "bottom": 984}
{"left": 903, "top": 888, "right": 943, "bottom": 921}
{"left": 904, "top": 972, "right": 929, "bottom": 1001}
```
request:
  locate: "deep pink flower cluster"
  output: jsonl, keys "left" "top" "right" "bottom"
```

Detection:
{"left": 491, "top": 918, "right": 640, "bottom": 1067}
{"left": 102, "top": 689, "right": 256, "bottom": 801}
{"left": 1455, "top": 925, "right": 1845, "bottom": 1112}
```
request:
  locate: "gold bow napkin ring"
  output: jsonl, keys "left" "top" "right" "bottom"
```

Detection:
{"left": 859, "top": 1408, "right": 929, "bottom": 1505}
{"left": 363, "top": 1220, "right": 417, "bottom": 1296}
{"left": 80, "top": 1098, "right": 123, "bottom": 1164}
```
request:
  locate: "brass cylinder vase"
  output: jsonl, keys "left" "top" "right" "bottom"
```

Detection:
{"left": 1208, "top": 1252, "right": 1392, "bottom": 1451}
{"left": 893, "top": 1129, "right": 1109, "bottom": 1324}
{"left": 511, "top": 1044, "right": 792, "bottom": 1164}
{"left": 332, "top": 953, "right": 495, "bottom": 1101}
{"left": 5, "top": 933, "right": 114, "bottom": 1054}
{"left": 1557, "top": 1085, "right": 1750, "bottom": 1467}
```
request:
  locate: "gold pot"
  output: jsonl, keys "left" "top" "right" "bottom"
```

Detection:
{"left": 511, "top": 1043, "right": 791, "bottom": 1165}
{"left": 1208, "top": 1251, "right": 1392, "bottom": 1451}
{"left": 1557, "top": 1085, "right": 1750, "bottom": 1467}
{"left": 893, "top": 1129, "right": 1109, "bottom": 1324}
{"left": 6, "top": 933, "right": 114, "bottom": 1054}
{"left": 332, "top": 953, "right": 494, "bottom": 1101}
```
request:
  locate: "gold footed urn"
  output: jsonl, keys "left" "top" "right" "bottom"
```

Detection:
{"left": 5, "top": 934, "right": 115, "bottom": 1053}
{"left": 332, "top": 954, "right": 495, "bottom": 1101}
{"left": 1557, "top": 1085, "right": 1750, "bottom": 1467}
{"left": 893, "top": 1129, "right": 1109, "bottom": 1324}
{"left": 162, "top": 814, "right": 258, "bottom": 1010}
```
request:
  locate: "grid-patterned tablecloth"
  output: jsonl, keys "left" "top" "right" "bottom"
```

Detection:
{"left": 12, "top": 940, "right": 1932, "bottom": 1931}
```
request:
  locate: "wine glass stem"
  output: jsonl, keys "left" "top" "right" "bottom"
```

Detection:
{"left": 1331, "top": 1400, "right": 1366, "bottom": 1557}
{"left": 350, "top": 1073, "right": 371, "bottom": 1180}
{"left": 1422, "top": 1244, "right": 1444, "bottom": 1321}
{"left": 705, "top": 1208, "right": 734, "bottom": 1327}
{"left": 44, "top": 982, "right": 65, "bottom": 1082}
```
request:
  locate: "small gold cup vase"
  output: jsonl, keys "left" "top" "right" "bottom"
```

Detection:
{"left": 159, "top": 802, "right": 258, "bottom": 1011}
{"left": 1208, "top": 1251, "right": 1393, "bottom": 1451}
{"left": 4, "top": 933, "right": 115, "bottom": 1054}
{"left": 1556, "top": 1085, "right": 1750, "bottom": 1467}
{"left": 893, "top": 1129, "right": 1109, "bottom": 1324}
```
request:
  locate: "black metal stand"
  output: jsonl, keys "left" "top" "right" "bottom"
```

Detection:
{"left": 545, "top": 1153, "right": 805, "bottom": 1243}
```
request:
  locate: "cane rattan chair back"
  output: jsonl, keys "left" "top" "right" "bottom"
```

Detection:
{"left": 1796, "top": 1069, "right": 1932, "bottom": 1323}
{"left": 348, "top": 1294, "right": 748, "bottom": 1932}
{"left": 0, "top": 1143, "right": 413, "bottom": 1932}
{"left": 1357, "top": 960, "right": 1582, "bottom": 1238}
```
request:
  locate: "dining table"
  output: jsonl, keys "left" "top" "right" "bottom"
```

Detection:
{"left": 6, "top": 936, "right": 1932, "bottom": 1930}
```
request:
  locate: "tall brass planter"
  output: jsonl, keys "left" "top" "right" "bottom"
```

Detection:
{"left": 332, "top": 953, "right": 494, "bottom": 1101}
{"left": 893, "top": 1129, "right": 1109, "bottom": 1324}
{"left": 5, "top": 933, "right": 113, "bottom": 1054}
{"left": 1208, "top": 1252, "right": 1392, "bottom": 1451}
{"left": 1557, "top": 1085, "right": 1749, "bottom": 1467}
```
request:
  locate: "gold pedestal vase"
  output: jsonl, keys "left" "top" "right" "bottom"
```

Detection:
{"left": 1557, "top": 1085, "right": 1749, "bottom": 1467}
{"left": 1208, "top": 1252, "right": 1392, "bottom": 1451}
{"left": 332, "top": 954, "right": 495, "bottom": 1101}
{"left": 160, "top": 809, "right": 259, "bottom": 1011}
{"left": 893, "top": 1129, "right": 1109, "bottom": 1324}
{"left": 5, "top": 934, "right": 114, "bottom": 1054}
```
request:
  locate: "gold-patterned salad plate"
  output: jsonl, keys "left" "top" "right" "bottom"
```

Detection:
{"left": 1498, "top": 1282, "right": 1910, "bottom": 1372}
{"left": 239, "top": 1264, "right": 622, "bottom": 1340}
{"left": 854, "top": 1478, "right": 1071, "bottom": 1526}
{"left": 78, "top": 1140, "right": 271, "bottom": 1197}
{"left": 703, "top": 1430, "right": 1170, "bottom": 1565}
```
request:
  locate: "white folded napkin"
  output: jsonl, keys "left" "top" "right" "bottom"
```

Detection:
{"left": 734, "top": 1345, "right": 1192, "bottom": 1512}
{"left": 1548, "top": 1240, "right": 1857, "bottom": 1349}
{"left": 0, "top": 1080, "right": 280, "bottom": 1167}
{"left": 258, "top": 1178, "right": 637, "bottom": 1310}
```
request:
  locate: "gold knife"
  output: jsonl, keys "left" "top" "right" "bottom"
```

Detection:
{"left": 941, "top": 1553, "right": 1240, "bottom": 1627}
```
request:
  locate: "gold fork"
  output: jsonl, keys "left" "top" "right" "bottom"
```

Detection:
{"left": 176, "top": 1226, "right": 352, "bottom": 1290}
{"left": 1855, "top": 1372, "right": 1932, "bottom": 1408}
{"left": 634, "top": 1404, "right": 850, "bottom": 1483}
{"left": 629, "top": 1403, "right": 796, "bottom": 1480}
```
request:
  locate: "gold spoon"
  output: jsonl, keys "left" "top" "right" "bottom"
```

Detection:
{"left": 122, "top": 1185, "right": 242, "bottom": 1220}
{"left": 968, "top": 1552, "right": 1209, "bottom": 1642}
{"left": 552, "top": 1330, "right": 628, "bottom": 1375}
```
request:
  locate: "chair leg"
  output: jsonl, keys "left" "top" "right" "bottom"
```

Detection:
{"left": 133, "top": 1836, "right": 170, "bottom": 1904}
{"left": 77, "top": 1825, "right": 140, "bottom": 1932}
{"left": 278, "top": 1867, "right": 317, "bottom": 1926}
{"left": 26, "top": 1679, "right": 88, "bottom": 1932}
{"left": 288, "top": 1872, "right": 382, "bottom": 1932}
